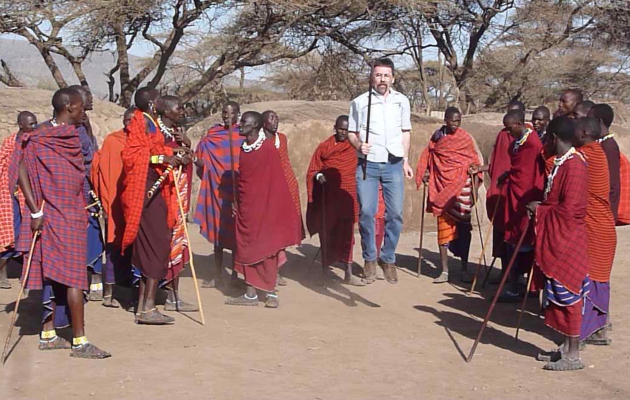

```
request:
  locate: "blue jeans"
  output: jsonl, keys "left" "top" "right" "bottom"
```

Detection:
{"left": 356, "top": 158, "right": 404, "bottom": 264}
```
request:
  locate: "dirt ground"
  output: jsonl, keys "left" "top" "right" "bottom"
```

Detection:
{"left": 1, "top": 223, "right": 629, "bottom": 400}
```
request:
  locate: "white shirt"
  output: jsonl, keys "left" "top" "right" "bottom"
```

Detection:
{"left": 348, "top": 88, "right": 412, "bottom": 163}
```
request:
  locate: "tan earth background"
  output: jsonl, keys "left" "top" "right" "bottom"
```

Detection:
{"left": 1, "top": 88, "right": 629, "bottom": 399}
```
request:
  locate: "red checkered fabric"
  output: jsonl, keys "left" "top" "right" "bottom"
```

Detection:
{"left": 535, "top": 156, "right": 590, "bottom": 295}
{"left": 618, "top": 152, "right": 630, "bottom": 225}
{"left": 416, "top": 127, "right": 482, "bottom": 217}
{"left": 17, "top": 123, "right": 88, "bottom": 290}
{"left": 121, "top": 111, "right": 176, "bottom": 251}
{"left": 0, "top": 133, "right": 17, "bottom": 250}
{"left": 277, "top": 132, "right": 305, "bottom": 239}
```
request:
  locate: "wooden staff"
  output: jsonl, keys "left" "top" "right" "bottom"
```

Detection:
{"left": 2, "top": 203, "right": 44, "bottom": 364}
{"left": 361, "top": 73, "right": 373, "bottom": 181}
{"left": 481, "top": 256, "right": 498, "bottom": 288}
{"left": 147, "top": 164, "right": 174, "bottom": 199}
{"left": 470, "top": 193, "right": 500, "bottom": 294}
{"left": 515, "top": 262, "right": 536, "bottom": 341}
{"left": 320, "top": 182, "right": 328, "bottom": 276}
{"left": 466, "top": 222, "right": 529, "bottom": 363}
{"left": 416, "top": 182, "right": 427, "bottom": 278}
{"left": 173, "top": 167, "right": 205, "bottom": 325}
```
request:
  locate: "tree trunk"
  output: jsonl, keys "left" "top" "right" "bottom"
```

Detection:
{"left": 0, "top": 59, "right": 23, "bottom": 87}
{"left": 114, "top": 24, "right": 132, "bottom": 107}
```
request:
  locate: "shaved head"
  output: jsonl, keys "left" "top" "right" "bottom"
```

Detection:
{"left": 156, "top": 95, "right": 181, "bottom": 115}
{"left": 573, "top": 100, "right": 595, "bottom": 119}
{"left": 589, "top": 103, "right": 614, "bottom": 128}
{"left": 68, "top": 84, "right": 93, "bottom": 111}
{"left": 575, "top": 117, "right": 601, "bottom": 143}
{"left": 224, "top": 101, "right": 240, "bottom": 114}
{"left": 134, "top": 87, "right": 160, "bottom": 113}
{"left": 507, "top": 100, "right": 525, "bottom": 112}
{"left": 52, "top": 88, "right": 82, "bottom": 113}
{"left": 504, "top": 110, "right": 525, "bottom": 125}
{"left": 17, "top": 111, "right": 37, "bottom": 133}
{"left": 335, "top": 115, "right": 349, "bottom": 127}
{"left": 242, "top": 111, "right": 263, "bottom": 128}
{"left": 558, "top": 89, "right": 583, "bottom": 116}
{"left": 17, "top": 111, "right": 36, "bottom": 125}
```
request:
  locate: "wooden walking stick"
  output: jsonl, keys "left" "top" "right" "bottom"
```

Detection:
{"left": 481, "top": 256, "right": 498, "bottom": 288}
{"left": 227, "top": 124, "right": 239, "bottom": 280}
{"left": 361, "top": 68, "right": 373, "bottom": 181}
{"left": 470, "top": 195, "right": 500, "bottom": 295}
{"left": 2, "top": 202, "right": 44, "bottom": 365}
{"left": 416, "top": 182, "right": 427, "bottom": 277}
{"left": 515, "top": 262, "right": 536, "bottom": 341}
{"left": 466, "top": 221, "right": 529, "bottom": 363}
{"left": 173, "top": 167, "right": 205, "bottom": 325}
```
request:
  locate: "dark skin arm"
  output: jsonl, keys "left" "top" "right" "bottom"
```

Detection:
{"left": 173, "top": 126, "right": 192, "bottom": 148}
{"left": 18, "top": 160, "right": 43, "bottom": 232}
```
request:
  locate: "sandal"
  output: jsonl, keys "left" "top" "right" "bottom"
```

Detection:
{"left": 39, "top": 336, "right": 72, "bottom": 350}
{"left": 70, "top": 343, "right": 111, "bottom": 359}
{"left": 225, "top": 294, "right": 259, "bottom": 306}
{"left": 344, "top": 273, "right": 366, "bottom": 287}
{"left": 543, "top": 357, "right": 584, "bottom": 371}
{"left": 164, "top": 298, "right": 199, "bottom": 312}
{"left": 102, "top": 295, "right": 121, "bottom": 309}
{"left": 433, "top": 271, "right": 449, "bottom": 284}
{"left": 537, "top": 348, "right": 563, "bottom": 362}
{"left": 0, "top": 279, "right": 11, "bottom": 289}
{"left": 276, "top": 275, "right": 288, "bottom": 287}
{"left": 136, "top": 308, "right": 175, "bottom": 325}
{"left": 202, "top": 278, "right": 223, "bottom": 289}
{"left": 265, "top": 293, "right": 279, "bottom": 308}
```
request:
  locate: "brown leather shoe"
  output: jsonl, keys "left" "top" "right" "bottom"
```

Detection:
{"left": 380, "top": 261, "right": 398, "bottom": 284}
{"left": 363, "top": 260, "right": 378, "bottom": 283}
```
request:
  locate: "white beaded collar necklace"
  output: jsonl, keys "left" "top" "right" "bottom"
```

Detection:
{"left": 242, "top": 131, "right": 265, "bottom": 153}
{"left": 157, "top": 116, "right": 174, "bottom": 139}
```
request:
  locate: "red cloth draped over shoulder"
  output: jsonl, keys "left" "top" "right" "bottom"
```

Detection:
{"left": 415, "top": 127, "right": 482, "bottom": 217}
{"left": 618, "top": 152, "right": 630, "bottom": 225}
{"left": 277, "top": 132, "right": 305, "bottom": 239}
{"left": 91, "top": 129, "right": 127, "bottom": 245}
{"left": 120, "top": 111, "right": 175, "bottom": 251}
{"left": 579, "top": 142, "right": 616, "bottom": 282}
{"left": 504, "top": 131, "right": 545, "bottom": 246}
{"left": 236, "top": 139, "right": 302, "bottom": 265}
{"left": 486, "top": 128, "right": 513, "bottom": 229}
{"left": 0, "top": 133, "right": 18, "bottom": 249}
{"left": 542, "top": 148, "right": 555, "bottom": 176}
{"left": 535, "top": 156, "right": 590, "bottom": 294}
{"left": 305, "top": 135, "right": 358, "bottom": 235}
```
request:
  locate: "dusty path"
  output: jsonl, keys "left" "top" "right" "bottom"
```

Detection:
{"left": 1, "top": 224, "right": 629, "bottom": 399}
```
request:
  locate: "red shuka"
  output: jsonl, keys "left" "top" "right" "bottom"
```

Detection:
{"left": 277, "top": 132, "right": 305, "bottom": 239}
{"left": 579, "top": 142, "right": 617, "bottom": 282}
{"left": 416, "top": 127, "right": 482, "bottom": 218}
{"left": 120, "top": 111, "right": 176, "bottom": 251}
{"left": 535, "top": 155, "right": 590, "bottom": 294}
{"left": 486, "top": 128, "right": 513, "bottom": 230}
{"left": 305, "top": 135, "right": 358, "bottom": 267}
{"left": 504, "top": 130, "right": 545, "bottom": 246}
{"left": 235, "top": 139, "right": 302, "bottom": 265}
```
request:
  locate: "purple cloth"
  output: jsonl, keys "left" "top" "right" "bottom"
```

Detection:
{"left": 580, "top": 280, "right": 610, "bottom": 340}
{"left": 104, "top": 243, "right": 132, "bottom": 285}
{"left": 42, "top": 280, "right": 71, "bottom": 329}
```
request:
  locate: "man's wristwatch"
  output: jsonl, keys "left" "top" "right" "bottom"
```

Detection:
{"left": 403, "top": 157, "right": 409, "bottom": 163}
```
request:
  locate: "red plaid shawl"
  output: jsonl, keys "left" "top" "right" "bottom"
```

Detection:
{"left": 579, "top": 142, "right": 616, "bottom": 282}
{"left": 306, "top": 135, "right": 358, "bottom": 235}
{"left": 18, "top": 123, "right": 88, "bottom": 290}
{"left": 277, "top": 132, "right": 305, "bottom": 238}
{"left": 121, "top": 111, "right": 176, "bottom": 251}
{"left": 504, "top": 131, "right": 545, "bottom": 246}
{"left": 236, "top": 140, "right": 302, "bottom": 265}
{"left": 535, "top": 156, "right": 590, "bottom": 294}
{"left": 486, "top": 128, "right": 513, "bottom": 230}
{"left": 193, "top": 124, "right": 242, "bottom": 249}
{"left": 416, "top": 127, "right": 481, "bottom": 217}
{"left": 0, "top": 133, "right": 18, "bottom": 249}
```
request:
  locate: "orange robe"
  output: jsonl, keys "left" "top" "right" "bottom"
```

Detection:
{"left": 92, "top": 129, "right": 127, "bottom": 245}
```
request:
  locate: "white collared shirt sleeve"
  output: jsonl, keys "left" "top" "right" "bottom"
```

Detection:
{"left": 348, "top": 98, "right": 360, "bottom": 134}
{"left": 401, "top": 95, "right": 412, "bottom": 131}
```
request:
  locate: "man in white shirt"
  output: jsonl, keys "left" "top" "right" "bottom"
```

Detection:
{"left": 347, "top": 58, "right": 414, "bottom": 284}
